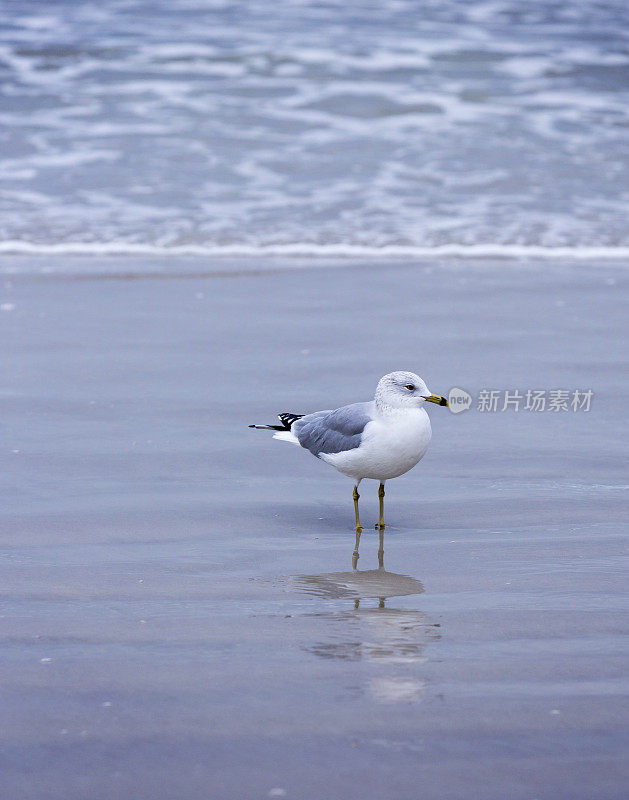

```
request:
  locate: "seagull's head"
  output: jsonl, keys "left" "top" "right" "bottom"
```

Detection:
{"left": 375, "top": 371, "right": 449, "bottom": 411}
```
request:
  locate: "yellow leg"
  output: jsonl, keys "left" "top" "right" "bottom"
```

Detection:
{"left": 375, "top": 482, "right": 386, "bottom": 531}
{"left": 353, "top": 486, "right": 363, "bottom": 534}
{"left": 353, "top": 486, "right": 362, "bottom": 563}
{"left": 378, "top": 528, "right": 384, "bottom": 568}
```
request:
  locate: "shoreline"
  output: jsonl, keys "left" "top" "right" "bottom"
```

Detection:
{"left": 1, "top": 253, "right": 628, "bottom": 285}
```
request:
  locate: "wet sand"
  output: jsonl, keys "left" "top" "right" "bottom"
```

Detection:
{"left": 1, "top": 257, "right": 628, "bottom": 799}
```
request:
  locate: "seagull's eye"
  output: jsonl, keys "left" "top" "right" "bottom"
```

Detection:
{"left": 405, "top": 384, "right": 415, "bottom": 391}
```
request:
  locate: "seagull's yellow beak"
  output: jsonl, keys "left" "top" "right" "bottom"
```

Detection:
{"left": 422, "top": 394, "right": 449, "bottom": 407}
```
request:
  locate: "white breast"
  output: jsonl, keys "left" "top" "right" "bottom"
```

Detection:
{"left": 321, "top": 408, "right": 432, "bottom": 482}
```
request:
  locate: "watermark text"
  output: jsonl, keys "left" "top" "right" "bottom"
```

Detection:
{"left": 447, "top": 387, "right": 593, "bottom": 413}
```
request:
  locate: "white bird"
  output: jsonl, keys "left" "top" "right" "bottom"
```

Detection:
{"left": 250, "top": 371, "right": 448, "bottom": 557}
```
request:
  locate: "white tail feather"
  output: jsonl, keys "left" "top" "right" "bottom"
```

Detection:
{"left": 273, "top": 430, "right": 300, "bottom": 445}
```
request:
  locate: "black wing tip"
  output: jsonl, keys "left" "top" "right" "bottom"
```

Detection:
{"left": 278, "top": 413, "right": 304, "bottom": 429}
{"left": 249, "top": 413, "right": 304, "bottom": 431}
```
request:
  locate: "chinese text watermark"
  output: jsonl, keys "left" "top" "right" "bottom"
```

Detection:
{"left": 447, "top": 388, "right": 593, "bottom": 414}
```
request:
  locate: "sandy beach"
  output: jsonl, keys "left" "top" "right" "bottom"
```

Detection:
{"left": 1, "top": 256, "right": 627, "bottom": 799}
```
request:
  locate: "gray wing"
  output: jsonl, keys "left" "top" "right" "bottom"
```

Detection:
{"left": 293, "top": 402, "right": 374, "bottom": 458}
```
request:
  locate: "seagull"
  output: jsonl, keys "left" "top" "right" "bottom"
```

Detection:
{"left": 249, "top": 371, "right": 448, "bottom": 558}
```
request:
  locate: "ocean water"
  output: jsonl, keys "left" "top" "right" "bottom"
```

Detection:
{"left": 0, "top": 0, "right": 628, "bottom": 260}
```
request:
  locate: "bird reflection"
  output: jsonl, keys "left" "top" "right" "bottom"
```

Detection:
{"left": 293, "top": 539, "right": 440, "bottom": 686}
{"left": 295, "top": 529, "right": 424, "bottom": 609}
